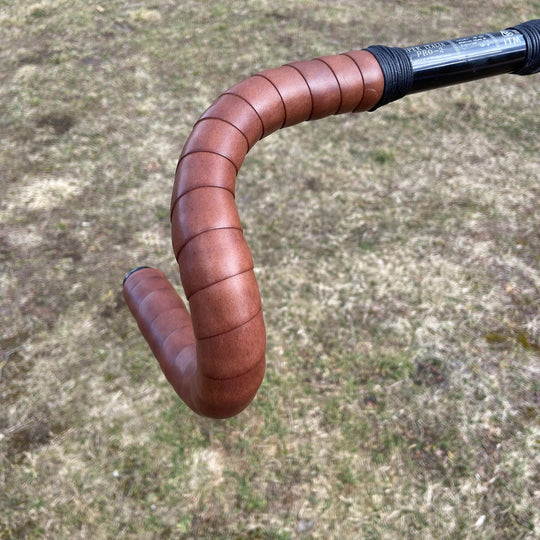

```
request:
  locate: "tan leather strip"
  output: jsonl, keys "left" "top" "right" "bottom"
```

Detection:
{"left": 124, "top": 51, "right": 385, "bottom": 418}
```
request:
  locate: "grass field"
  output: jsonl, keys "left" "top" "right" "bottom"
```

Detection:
{"left": 1, "top": 1, "right": 539, "bottom": 538}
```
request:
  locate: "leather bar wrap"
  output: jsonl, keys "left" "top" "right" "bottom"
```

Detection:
{"left": 123, "top": 51, "right": 385, "bottom": 418}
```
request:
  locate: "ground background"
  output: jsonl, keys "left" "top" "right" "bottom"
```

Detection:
{"left": 1, "top": 1, "right": 539, "bottom": 538}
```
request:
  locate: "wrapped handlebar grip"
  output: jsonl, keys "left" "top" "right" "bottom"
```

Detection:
{"left": 124, "top": 21, "right": 539, "bottom": 418}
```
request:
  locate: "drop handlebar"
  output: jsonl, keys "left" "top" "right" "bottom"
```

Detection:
{"left": 123, "top": 20, "right": 539, "bottom": 418}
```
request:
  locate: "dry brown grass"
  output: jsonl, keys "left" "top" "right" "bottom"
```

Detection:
{"left": 1, "top": 1, "right": 539, "bottom": 538}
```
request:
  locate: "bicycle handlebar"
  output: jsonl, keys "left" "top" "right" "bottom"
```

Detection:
{"left": 123, "top": 20, "right": 539, "bottom": 418}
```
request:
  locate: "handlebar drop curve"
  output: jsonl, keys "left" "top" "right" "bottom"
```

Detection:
{"left": 123, "top": 51, "right": 385, "bottom": 418}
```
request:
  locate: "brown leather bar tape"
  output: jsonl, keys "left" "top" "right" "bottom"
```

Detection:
{"left": 123, "top": 51, "right": 384, "bottom": 418}
{"left": 123, "top": 30, "right": 538, "bottom": 418}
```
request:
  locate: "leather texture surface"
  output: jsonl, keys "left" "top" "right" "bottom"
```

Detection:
{"left": 124, "top": 51, "right": 385, "bottom": 418}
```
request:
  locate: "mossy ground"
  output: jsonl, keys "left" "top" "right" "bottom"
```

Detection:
{"left": 1, "top": 1, "right": 539, "bottom": 538}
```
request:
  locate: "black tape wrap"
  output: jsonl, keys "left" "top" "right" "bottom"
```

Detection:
{"left": 510, "top": 19, "right": 540, "bottom": 75}
{"left": 365, "top": 45, "right": 413, "bottom": 109}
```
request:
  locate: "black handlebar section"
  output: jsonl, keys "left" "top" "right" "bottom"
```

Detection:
{"left": 406, "top": 28, "right": 527, "bottom": 92}
{"left": 367, "top": 19, "right": 540, "bottom": 108}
